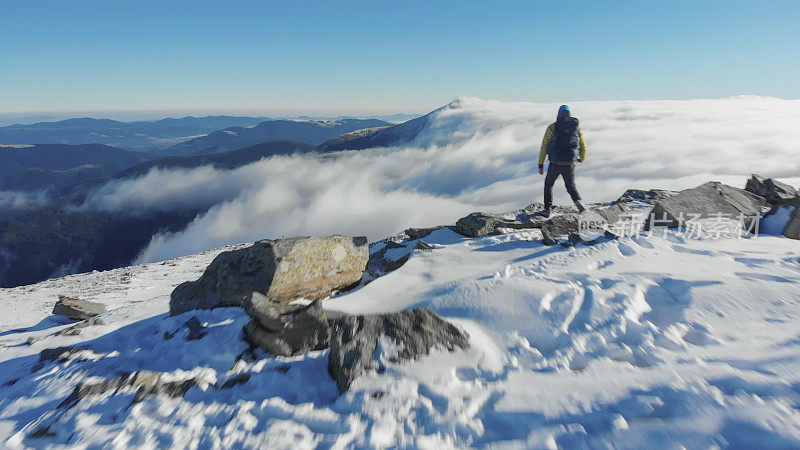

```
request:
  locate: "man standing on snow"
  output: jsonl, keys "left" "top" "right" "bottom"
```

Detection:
{"left": 538, "top": 104, "right": 587, "bottom": 217}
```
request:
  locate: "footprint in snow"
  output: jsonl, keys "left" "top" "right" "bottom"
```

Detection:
{"left": 617, "top": 242, "right": 636, "bottom": 256}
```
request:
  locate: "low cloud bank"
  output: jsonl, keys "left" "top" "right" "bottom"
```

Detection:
{"left": 78, "top": 97, "right": 800, "bottom": 263}
{"left": 0, "top": 190, "right": 50, "bottom": 209}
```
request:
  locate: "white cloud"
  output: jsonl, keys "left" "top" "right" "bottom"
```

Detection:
{"left": 79, "top": 97, "right": 800, "bottom": 263}
{"left": 0, "top": 190, "right": 49, "bottom": 209}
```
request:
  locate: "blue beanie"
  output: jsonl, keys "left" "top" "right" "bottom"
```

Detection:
{"left": 558, "top": 105, "right": 570, "bottom": 114}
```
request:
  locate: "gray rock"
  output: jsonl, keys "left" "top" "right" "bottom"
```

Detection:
{"left": 453, "top": 210, "right": 555, "bottom": 238}
{"left": 218, "top": 373, "right": 251, "bottom": 389}
{"left": 541, "top": 214, "right": 579, "bottom": 245}
{"left": 386, "top": 226, "right": 443, "bottom": 244}
{"left": 614, "top": 189, "right": 678, "bottom": 204}
{"left": 53, "top": 317, "right": 105, "bottom": 337}
{"left": 38, "top": 346, "right": 85, "bottom": 363}
{"left": 454, "top": 212, "right": 504, "bottom": 237}
{"left": 745, "top": 174, "right": 799, "bottom": 205}
{"left": 58, "top": 370, "right": 199, "bottom": 409}
{"left": 183, "top": 316, "right": 207, "bottom": 340}
{"left": 782, "top": 207, "right": 800, "bottom": 240}
{"left": 52, "top": 296, "right": 106, "bottom": 321}
{"left": 414, "top": 240, "right": 433, "bottom": 251}
{"left": 242, "top": 293, "right": 329, "bottom": 356}
{"left": 595, "top": 203, "right": 629, "bottom": 226}
{"left": 646, "top": 181, "right": 766, "bottom": 230}
{"left": 367, "top": 237, "right": 440, "bottom": 278}
{"left": 170, "top": 235, "right": 368, "bottom": 315}
{"left": 328, "top": 308, "right": 469, "bottom": 393}
{"left": 367, "top": 241, "right": 413, "bottom": 278}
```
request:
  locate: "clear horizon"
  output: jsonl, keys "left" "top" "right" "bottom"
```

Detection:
{"left": 3, "top": 0, "right": 799, "bottom": 116}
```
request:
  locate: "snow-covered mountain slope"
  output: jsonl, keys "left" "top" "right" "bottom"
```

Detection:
{"left": 2, "top": 225, "right": 800, "bottom": 448}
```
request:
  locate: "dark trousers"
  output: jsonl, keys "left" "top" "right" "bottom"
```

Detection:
{"left": 544, "top": 163, "right": 581, "bottom": 209}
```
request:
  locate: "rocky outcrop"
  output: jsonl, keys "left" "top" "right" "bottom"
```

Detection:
{"left": 614, "top": 189, "right": 677, "bottom": 204}
{"left": 170, "top": 235, "right": 368, "bottom": 315}
{"left": 59, "top": 370, "right": 200, "bottom": 409}
{"left": 745, "top": 174, "right": 799, "bottom": 206}
{"left": 386, "top": 226, "right": 442, "bottom": 244}
{"left": 366, "top": 241, "right": 414, "bottom": 278}
{"left": 242, "top": 292, "right": 329, "bottom": 356}
{"left": 328, "top": 308, "right": 469, "bottom": 392}
{"left": 453, "top": 211, "right": 555, "bottom": 238}
{"left": 541, "top": 214, "right": 579, "bottom": 245}
{"left": 595, "top": 203, "right": 629, "bottom": 226}
{"left": 53, "top": 317, "right": 105, "bottom": 337}
{"left": 454, "top": 212, "right": 506, "bottom": 237}
{"left": 52, "top": 296, "right": 106, "bottom": 321}
{"left": 646, "top": 182, "right": 766, "bottom": 229}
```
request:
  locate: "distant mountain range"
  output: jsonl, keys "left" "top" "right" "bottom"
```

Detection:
{"left": 163, "top": 119, "right": 392, "bottom": 156}
{"left": 0, "top": 116, "right": 269, "bottom": 151}
{"left": 315, "top": 113, "right": 431, "bottom": 153}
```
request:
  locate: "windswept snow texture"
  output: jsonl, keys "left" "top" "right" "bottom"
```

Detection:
{"left": 2, "top": 230, "right": 800, "bottom": 447}
{"left": 75, "top": 97, "right": 800, "bottom": 263}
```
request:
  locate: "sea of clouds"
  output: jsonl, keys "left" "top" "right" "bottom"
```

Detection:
{"left": 78, "top": 96, "right": 800, "bottom": 263}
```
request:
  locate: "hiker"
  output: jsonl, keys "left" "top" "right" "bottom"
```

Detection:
{"left": 538, "top": 105, "right": 586, "bottom": 217}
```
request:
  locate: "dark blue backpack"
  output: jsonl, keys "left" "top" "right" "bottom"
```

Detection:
{"left": 547, "top": 117, "right": 581, "bottom": 164}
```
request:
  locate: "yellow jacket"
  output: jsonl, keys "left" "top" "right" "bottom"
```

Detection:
{"left": 538, "top": 123, "right": 587, "bottom": 165}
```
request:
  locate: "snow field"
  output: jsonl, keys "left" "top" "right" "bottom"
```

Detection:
{"left": 1, "top": 227, "right": 800, "bottom": 447}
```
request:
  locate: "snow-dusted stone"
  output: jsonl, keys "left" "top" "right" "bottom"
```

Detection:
{"left": 454, "top": 212, "right": 504, "bottom": 237}
{"left": 745, "top": 174, "right": 799, "bottom": 206}
{"left": 541, "top": 214, "right": 579, "bottom": 245}
{"left": 414, "top": 240, "right": 433, "bottom": 251}
{"left": 170, "top": 235, "right": 368, "bottom": 315}
{"left": 59, "top": 370, "right": 199, "bottom": 409}
{"left": 328, "top": 308, "right": 469, "bottom": 393}
{"left": 454, "top": 211, "right": 552, "bottom": 238}
{"left": 367, "top": 241, "right": 413, "bottom": 278}
{"left": 614, "top": 188, "right": 677, "bottom": 204}
{"left": 52, "top": 295, "right": 106, "bottom": 321}
{"left": 596, "top": 202, "right": 629, "bottom": 226}
{"left": 386, "top": 226, "right": 443, "bottom": 244}
{"left": 782, "top": 207, "right": 800, "bottom": 240}
{"left": 242, "top": 292, "right": 329, "bottom": 356}
{"left": 53, "top": 317, "right": 105, "bottom": 337}
{"left": 646, "top": 181, "right": 766, "bottom": 229}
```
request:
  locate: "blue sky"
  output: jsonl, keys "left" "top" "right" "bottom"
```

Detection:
{"left": 2, "top": 0, "right": 798, "bottom": 116}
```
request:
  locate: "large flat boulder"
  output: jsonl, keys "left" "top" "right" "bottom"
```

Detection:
{"left": 52, "top": 296, "right": 106, "bottom": 321}
{"left": 242, "top": 292, "right": 329, "bottom": 356}
{"left": 745, "top": 174, "right": 799, "bottom": 206}
{"left": 328, "top": 308, "right": 469, "bottom": 392}
{"left": 170, "top": 235, "right": 368, "bottom": 315}
{"left": 646, "top": 182, "right": 766, "bottom": 230}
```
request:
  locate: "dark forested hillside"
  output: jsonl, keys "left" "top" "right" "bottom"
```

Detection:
{"left": 0, "top": 144, "right": 150, "bottom": 177}
{"left": 0, "top": 208, "right": 199, "bottom": 287}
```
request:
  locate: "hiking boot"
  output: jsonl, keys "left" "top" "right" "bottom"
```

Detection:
{"left": 542, "top": 208, "right": 551, "bottom": 218}
{"left": 575, "top": 201, "right": 585, "bottom": 212}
